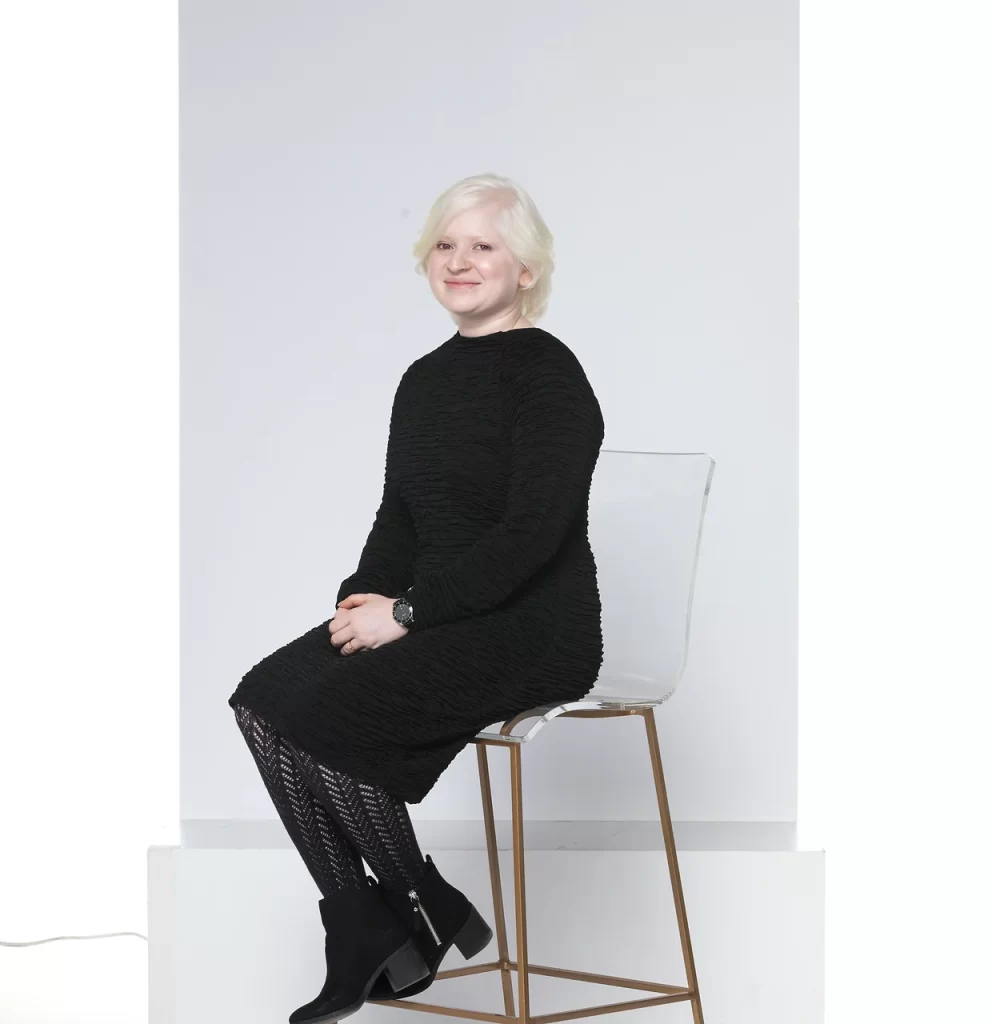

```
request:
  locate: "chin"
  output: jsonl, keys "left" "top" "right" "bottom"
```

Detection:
{"left": 439, "top": 295, "right": 481, "bottom": 313}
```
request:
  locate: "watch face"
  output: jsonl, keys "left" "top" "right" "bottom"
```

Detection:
{"left": 394, "top": 598, "right": 414, "bottom": 625}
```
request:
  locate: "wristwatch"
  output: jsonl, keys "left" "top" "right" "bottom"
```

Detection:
{"left": 392, "top": 587, "right": 415, "bottom": 629}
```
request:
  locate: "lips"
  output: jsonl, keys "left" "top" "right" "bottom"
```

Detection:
{"left": 446, "top": 282, "right": 479, "bottom": 287}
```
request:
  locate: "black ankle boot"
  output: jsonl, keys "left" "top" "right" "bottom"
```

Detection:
{"left": 365, "top": 854, "right": 494, "bottom": 1002}
{"left": 288, "top": 875, "right": 431, "bottom": 1023}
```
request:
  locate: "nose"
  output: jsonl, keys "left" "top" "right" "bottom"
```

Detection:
{"left": 445, "top": 250, "right": 472, "bottom": 272}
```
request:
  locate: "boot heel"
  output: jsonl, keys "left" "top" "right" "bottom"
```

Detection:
{"left": 452, "top": 904, "right": 494, "bottom": 960}
{"left": 383, "top": 939, "right": 431, "bottom": 990}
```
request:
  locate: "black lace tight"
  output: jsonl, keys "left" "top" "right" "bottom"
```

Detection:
{"left": 232, "top": 702, "right": 428, "bottom": 897}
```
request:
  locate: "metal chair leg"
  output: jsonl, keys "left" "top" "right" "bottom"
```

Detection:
{"left": 641, "top": 708, "right": 704, "bottom": 1024}
{"left": 509, "top": 744, "right": 530, "bottom": 1022}
{"left": 477, "top": 743, "right": 516, "bottom": 1016}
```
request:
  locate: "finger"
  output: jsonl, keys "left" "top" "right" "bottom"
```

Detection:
{"left": 330, "top": 624, "right": 355, "bottom": 648}
{"left": 329, "top": 606, "right": 357, "bottom": 632}
{"left": 338, "top": 594, "right": 369, "bottom": 609}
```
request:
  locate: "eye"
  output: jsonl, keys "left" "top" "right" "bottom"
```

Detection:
{"left": 435, "top": 241, "right": 492, "bottom": 251}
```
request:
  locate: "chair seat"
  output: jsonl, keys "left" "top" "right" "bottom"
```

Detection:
{"left": 474, "top": 689, "right": 674, "bottom": 745}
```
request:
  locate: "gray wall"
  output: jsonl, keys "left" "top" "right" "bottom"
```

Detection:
{"left": 182, "top": 0, "right": 797, "bottom": 822}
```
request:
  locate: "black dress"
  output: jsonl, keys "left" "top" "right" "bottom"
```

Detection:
{"left": 227, "top": 325, "right": 605, "bottom": 804}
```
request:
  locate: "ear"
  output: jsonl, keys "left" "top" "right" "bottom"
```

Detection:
{"left": 519, "top": 265, "right": 533, "bottom": 288}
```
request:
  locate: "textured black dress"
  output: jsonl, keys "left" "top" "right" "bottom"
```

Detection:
{"left": 227, "top": 325, "right": 605, "bottom": 804}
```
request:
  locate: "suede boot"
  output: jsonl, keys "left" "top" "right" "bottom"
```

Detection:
{"left": 365, "top": 854, "right": 494, "bottom": 1001}
{"left": 288, "top": 875, "right": 431, "bottom": 1023}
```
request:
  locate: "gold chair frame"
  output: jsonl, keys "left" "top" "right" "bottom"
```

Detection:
{"left": 372, "top": 704, "right": 704, "bottom": 1024}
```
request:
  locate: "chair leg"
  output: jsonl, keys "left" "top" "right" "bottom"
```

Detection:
{"left": 642, "top": 708, "right": 705, "bottom": 1024}
{"left": 509, "top": 743, "right": 531, "bottom": 1023}
{"left": 476, "top": 743, "right": 516, "bottom": 1016}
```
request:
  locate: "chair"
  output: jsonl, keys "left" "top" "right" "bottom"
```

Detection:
{"left": 377, "top": 450, "right": 716, "bottom": 1024}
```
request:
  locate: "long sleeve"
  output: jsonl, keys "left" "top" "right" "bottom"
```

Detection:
{"left": 335, "top": 365, "right": 418, "bottom": 605}
{"left": 408, "top": 338, "right": 603, "bottom": 630}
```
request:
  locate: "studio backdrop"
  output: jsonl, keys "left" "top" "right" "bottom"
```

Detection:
{"left": 181, "top": 0, "right": 797, "bottom": 826}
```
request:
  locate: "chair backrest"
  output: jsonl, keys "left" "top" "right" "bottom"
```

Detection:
{"left": 584, "top": 450, "right": 716, "bottom": 704}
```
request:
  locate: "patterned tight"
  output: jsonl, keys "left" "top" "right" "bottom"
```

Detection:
{"left": 232, "top": 702, "right": 429, "bottom": 897}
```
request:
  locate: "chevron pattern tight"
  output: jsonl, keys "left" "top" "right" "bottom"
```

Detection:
{"left": 233, "top": 703, "right": 429, "bottom": 897}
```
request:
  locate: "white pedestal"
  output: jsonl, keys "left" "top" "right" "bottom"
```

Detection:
{"left": 149, "top": 821, "right": 823, "bottom": 1024}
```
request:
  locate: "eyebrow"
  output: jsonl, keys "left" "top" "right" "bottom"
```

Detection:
{"left": 439, "top": 235, "right": 491, "bottom": 242}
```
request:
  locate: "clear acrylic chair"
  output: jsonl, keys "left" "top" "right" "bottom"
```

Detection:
{"left": 377, "top": 450, "right": 716, "bottom": 1024}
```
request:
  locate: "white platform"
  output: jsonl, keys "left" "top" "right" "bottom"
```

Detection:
{"left": 149, "top": 821, "right": 823, "bottom": 1024}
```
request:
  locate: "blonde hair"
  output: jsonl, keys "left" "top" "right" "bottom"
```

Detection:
{"left": 412, "top": 173, "right": 555, "bottom": 323}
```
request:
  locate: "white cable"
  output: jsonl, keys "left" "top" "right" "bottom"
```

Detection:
{"left": 0, "top": 932, "right": 147, "bottom": 946}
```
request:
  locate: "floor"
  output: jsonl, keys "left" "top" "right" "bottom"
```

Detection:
{"left": 0, "top": 932, "right": 146, "bottom": 1023}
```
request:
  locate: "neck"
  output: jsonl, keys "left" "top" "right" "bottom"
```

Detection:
{"left": 455, "top": 311, "right": 529, "bottom": 337}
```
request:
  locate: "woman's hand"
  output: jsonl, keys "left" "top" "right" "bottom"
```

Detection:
{"left": 330, "top": 593, "right": 408, "bottom": 655}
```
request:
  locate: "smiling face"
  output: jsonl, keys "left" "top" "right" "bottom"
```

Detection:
{"left": 427, "top": 202, "right": 533, "bottom": 329}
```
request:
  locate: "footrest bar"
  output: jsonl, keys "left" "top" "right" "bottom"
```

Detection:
{"left": 518, "top": 962, "right": 690, "bottom": 994}
{"left": 530, "top": 993, "right": 694, "bottom": 1024}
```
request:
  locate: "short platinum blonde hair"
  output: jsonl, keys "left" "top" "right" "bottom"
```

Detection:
{"left": 412, "top": 173, "right": 555, "bottom": 323}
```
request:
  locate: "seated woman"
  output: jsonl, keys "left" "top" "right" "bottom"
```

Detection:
{"left": 228, "top": 171, "right": 605, "bottom": 1024}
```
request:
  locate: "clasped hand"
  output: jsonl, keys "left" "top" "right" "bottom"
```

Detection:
{"left": 330, "top": 593, "right": 408, "bottom": 655}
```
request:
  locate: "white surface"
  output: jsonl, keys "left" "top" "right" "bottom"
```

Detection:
{"left": 181, "top": 817, "right": 802, "bottom": 852}
{"left": 0, "top": 935, "right": 147, "bottom": 1024}
{"left": 149, "top": 825, "right": 823, "bottom": 1024}
{"left": 182, "top": 0, "right": 799, "bottom": 825}
{"left": 0, "top": 823, "right": 816, "bottom": 1024}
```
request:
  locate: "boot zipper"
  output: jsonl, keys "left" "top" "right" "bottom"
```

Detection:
{"left": 408, "top": 889, "right": 441, "bottom": 946}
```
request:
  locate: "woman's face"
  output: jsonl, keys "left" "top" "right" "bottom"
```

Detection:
{"left": 427, "top": 203, "right": 532, "bottom": 325}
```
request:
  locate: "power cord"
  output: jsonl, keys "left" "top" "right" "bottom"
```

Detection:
{"left": 0, "top": 932, "right": 147, "bottom": 946}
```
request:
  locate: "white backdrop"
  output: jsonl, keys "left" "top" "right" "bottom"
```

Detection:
{"left": 182, "top": 0, "right": 797, "bottom": 823}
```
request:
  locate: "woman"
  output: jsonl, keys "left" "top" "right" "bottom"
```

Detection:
{"left": 228, "top": 173, "right": 605, "bottom": 1024}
